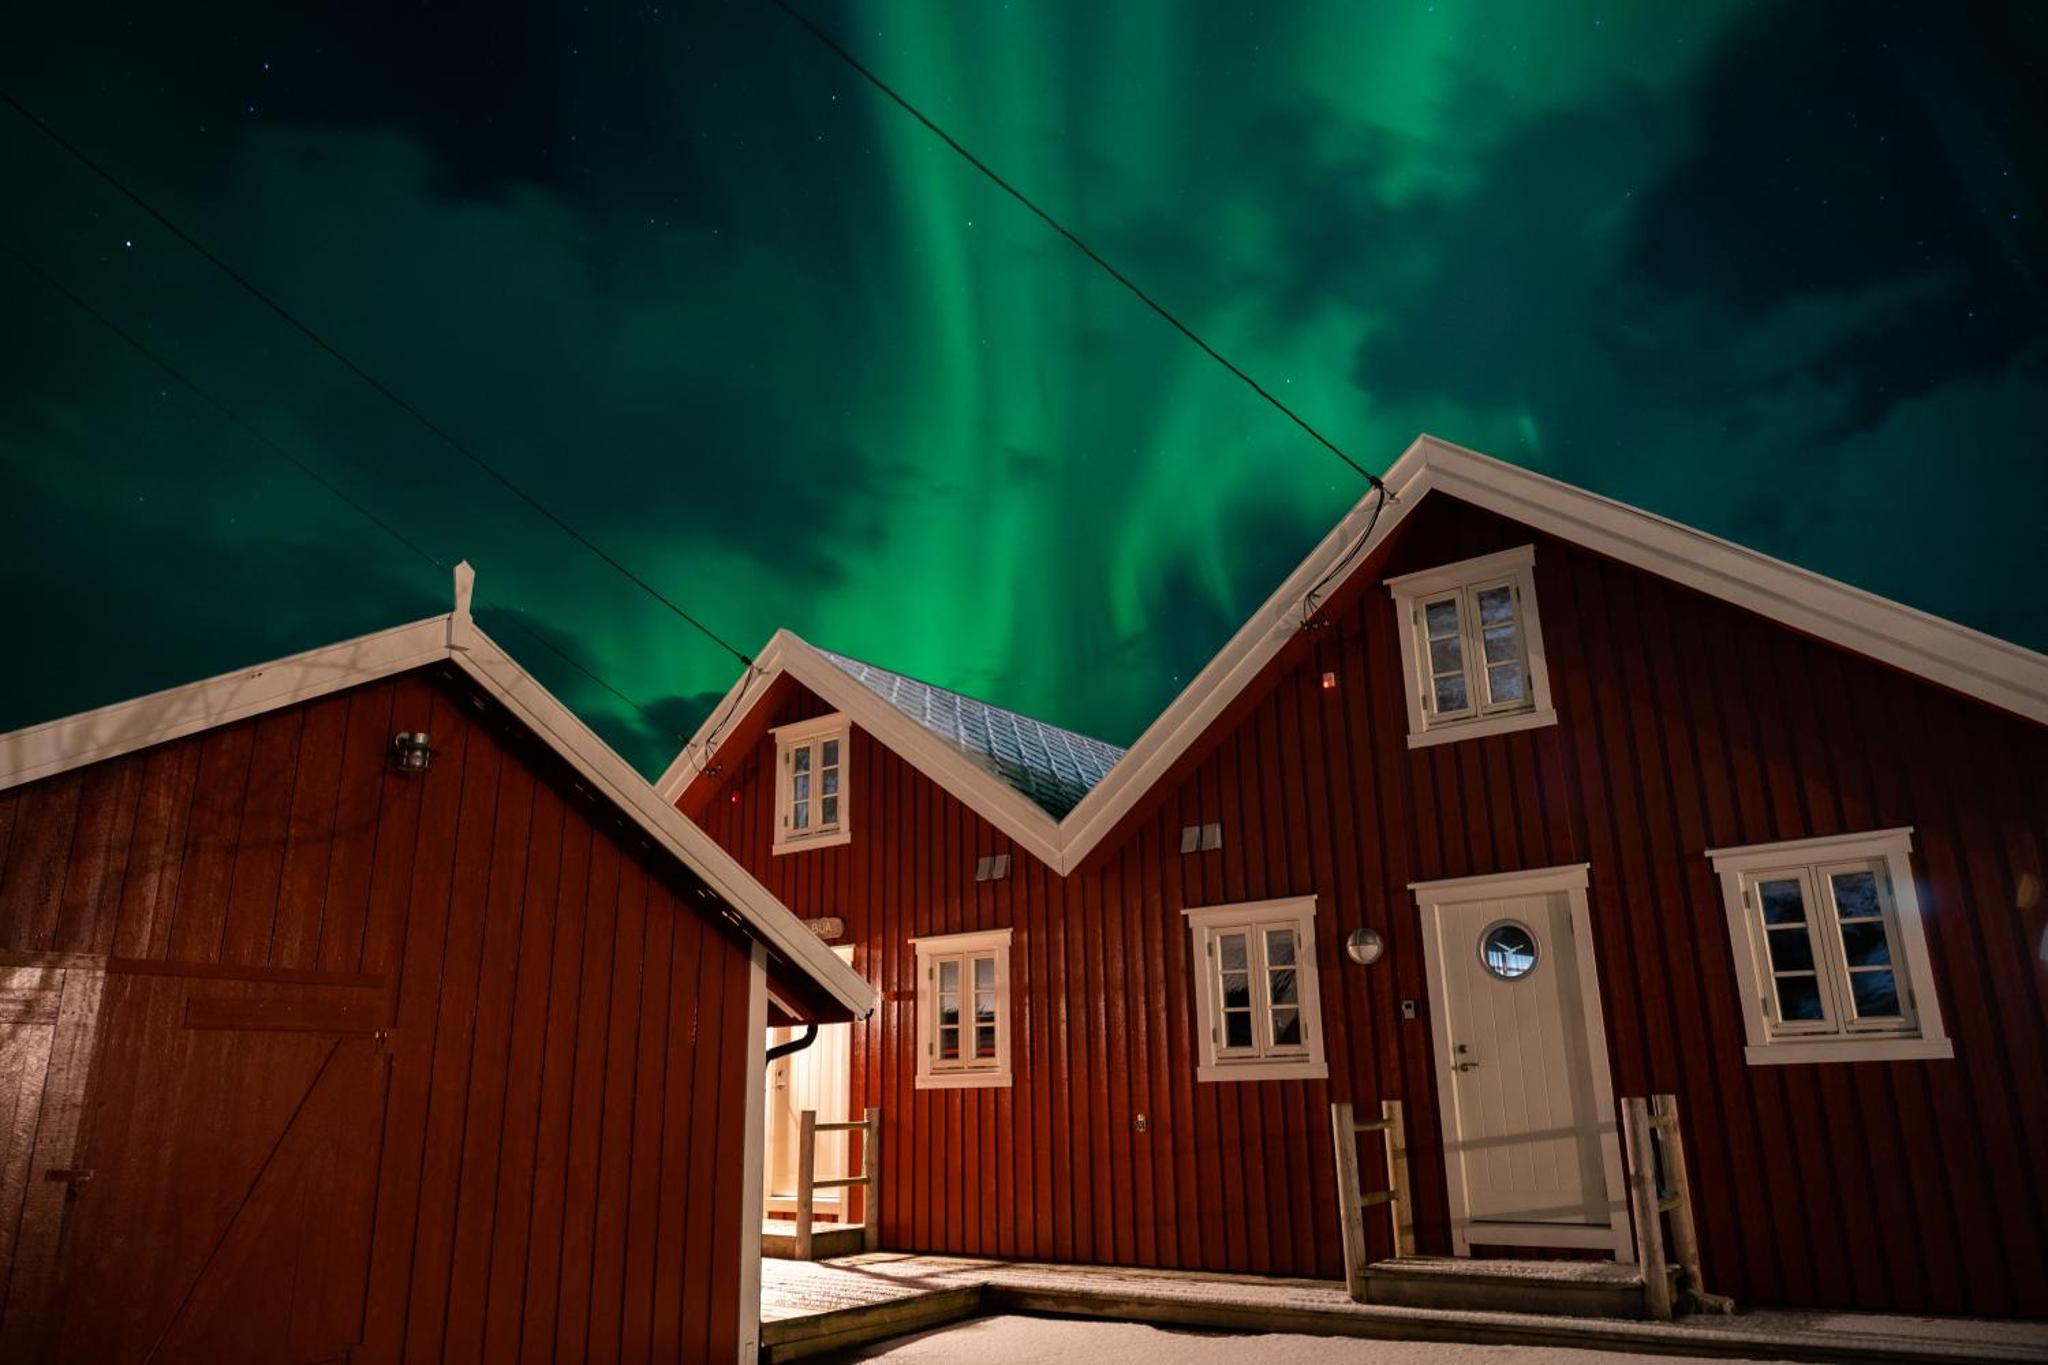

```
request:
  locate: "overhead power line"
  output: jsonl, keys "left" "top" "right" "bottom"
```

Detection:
{"left": 0, "top": 237, "right": 677, "bottom": 733}
{"left": 0, "top": 88, "right": 755, "bottom": 670}
{"left": 764, "top": 0, "right": 1389, "bottom": 495}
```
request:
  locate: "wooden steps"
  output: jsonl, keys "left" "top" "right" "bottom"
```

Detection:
{"left": 1360, "top": 1255, "right": 1663, "bottom": 1319}
{"left": 762, "top": 1218, "right": 868, "bottom": 1260}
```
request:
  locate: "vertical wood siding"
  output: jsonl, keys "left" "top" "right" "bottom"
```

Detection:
{"left": 0, "top": 667, "right": 757, "bottom": 1363}
{"left": 690, "top": 492, "right": 2048, "bottom": 1318}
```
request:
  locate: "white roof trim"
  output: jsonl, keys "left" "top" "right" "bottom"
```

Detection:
{"left": 0, "top": 571, "right": 874, "bottom": 1019}
{"left": 664, "top": 433, "right": 2048, "bottom": 877}
{"left": 658, "top": 631, "right": 1069, "bottom": 869}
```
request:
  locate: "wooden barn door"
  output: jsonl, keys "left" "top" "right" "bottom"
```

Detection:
{"left": 0, "top": 958, "right": 105, "bottom": 1358}
{"left": 3, "top": 964, "right": 392, "bottom": 1365}
{"left": 1417, "top": 872, "right": 1630, "bottom": 1259}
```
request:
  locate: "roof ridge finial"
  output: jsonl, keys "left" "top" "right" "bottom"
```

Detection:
{"left": 450, "top": 560, "right": 476, "bottom": 649}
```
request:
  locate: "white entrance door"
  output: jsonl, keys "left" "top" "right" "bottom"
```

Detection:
{"left": 1416, "top": 868, "right": 1629, "bottom": 1257}
{"left": 763, "top": 946, "right": 855, "bottom": 1217}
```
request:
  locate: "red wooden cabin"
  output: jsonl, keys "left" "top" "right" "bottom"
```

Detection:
{"left": 0, "top": 566, "right": 872, "bottom": 1364}
{"left": 669, "top": 435, "right": 2048, "bottom": 1319}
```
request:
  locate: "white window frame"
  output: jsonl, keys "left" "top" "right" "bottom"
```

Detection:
{"left": 1184, "top": 897, "right": 1328, "bottom": 1083}
{"left": 771, "top": 714, "right": 851, "bottom": 854}
{"left": 1707, "top": 828, "right": 1952, "bottom": 1065}
{"left": 911, "top": 928, "right": 1012, "bottom": 1090}
{"left": 1385, "top": 545, "right": 1557, "bottom": 749}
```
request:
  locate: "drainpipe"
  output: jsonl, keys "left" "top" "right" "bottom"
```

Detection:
{"left": 765, "top": 1023, "right": 818, "bottom": 1065}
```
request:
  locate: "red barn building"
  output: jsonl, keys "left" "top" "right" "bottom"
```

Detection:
{"left": 0, "top": 567, "right": 872, "bottom": 1364}
{"left": 668, "top": 436, "right": 2048, "bottom": 1319}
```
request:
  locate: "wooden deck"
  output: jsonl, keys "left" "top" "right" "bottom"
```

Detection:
{"left": 758, "top": 1253, "right": 2048, "bottom": 1364}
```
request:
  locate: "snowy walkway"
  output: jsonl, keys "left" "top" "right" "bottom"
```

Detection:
{"left": 759, "top": 1253, "right": 2048, "bottom": 1363}
{"left": 840, "top": 1313, "right": 1774, "bottom": 1363}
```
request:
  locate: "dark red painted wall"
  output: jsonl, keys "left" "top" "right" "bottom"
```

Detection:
{"left": 688, "top": 490, "right": 2048, "bottom": 1318}
{"left": 0, "top": 665, "right": 757, "bottom": 1363}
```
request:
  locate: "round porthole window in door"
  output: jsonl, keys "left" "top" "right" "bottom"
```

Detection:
{"left": 1479, "top": 921, "right": 1539, "bottom": 980}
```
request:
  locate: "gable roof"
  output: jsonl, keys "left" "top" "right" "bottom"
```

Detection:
{"left": 817, "top": 648, "right": 1125, "bottom": 818}
{"left": 0, "top": 564, "right": 874, "bottom": 1021}
{"left": 661, "top": 434, "right": 2048, "bottom": 876}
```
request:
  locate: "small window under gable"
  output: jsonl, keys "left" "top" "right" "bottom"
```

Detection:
{"left": 1385, "top": 545, "right": 1557, "bottom": 748}
{"left": 1184, "top": 897, "right": 1329, "bottom": 1083}
{"left": 1708, "top": 828, "right": 1952, "bottom": 1065}
{"left": 912, "top": 928, "right": 1013, "bottom": 1090}
{"left": 772, "top": 714, "right": 850, "bottom": 854}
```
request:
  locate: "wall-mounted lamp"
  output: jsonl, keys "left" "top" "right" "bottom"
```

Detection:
{"left": 390, "top": 731, "right": 434, "bottom": 775}
{"left": 1345, "top": 927, "right": 1385, "bottom": 965}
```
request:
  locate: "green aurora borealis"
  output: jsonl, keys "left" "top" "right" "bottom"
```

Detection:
{"left": 2, "top": 2, "right": 2043, "bottom": 772}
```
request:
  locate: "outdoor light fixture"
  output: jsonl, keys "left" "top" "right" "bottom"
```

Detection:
{"left": 1345, "top": 927, "right": 1385, "bottom": 965}
{"left": 1321, "top": 671, "right": 1338, "bottom": 690}
{"left": 390, "top": 731, "right": 434, "bottom": 775}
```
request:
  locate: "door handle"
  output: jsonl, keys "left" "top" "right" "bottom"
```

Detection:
{"left": 1454, "top": 1060, "right": 1480, "bottom": 1072}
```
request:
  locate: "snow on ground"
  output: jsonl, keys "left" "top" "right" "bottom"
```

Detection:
{"left": 841, "top": 1314, "right": 1788, "bottom": 1363}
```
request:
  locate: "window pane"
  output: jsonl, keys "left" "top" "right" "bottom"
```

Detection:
{"left": 939, "top": 1025, "right": 959, "bottom": 1059}
{"left": 1223, "top": 1012, "right": 1253, "bottom": 1048}
{"left": 793, "top": 773, "right": 810, "bottom": 800}
{"left": 792, "top": 746, "right": 811, "bottom": 773}
{"left": 1757, "top": 878, "right": 1806, "bottom": 925}
{"left": 1265, "top": 928, "right": 1295, "bottom": 967}
{"left": 1221, "top": 971, "right": 1250, "bottom": 1010}
{"left": 1829, "top": 870, "right": 1880, "bottom": 920}
{"left": 1271, "top": 1008, "right": 1301, "bottom": 1047}
{"left": 1487, "top": 663, "right": 1527, "bottom": 703}
{"left": 821, "top": 796, "right": 838, "bottom": 825}
{"left": 938, "top": 997, "right": 958, "bottom": 1026}
{"left": 1850, "top": 970, "right": 1902, "bottom": 1018}
{"left": 1219, "top": 933, "right": 1248, "bottom": 971}
{"left": 1482, "top": 623, "right": 1519, "bottom": 663}
{"left": 1767, "top": 928, "right": 1815, "bottom": 972}
{"left": 1434, "top": 674, "right": 1470, "bottom": 713}
{"left": 822, "top": 769, "right": 839, "bottom": 796}
{"left": 975, "top": 1024, "right": 996, "bottom": 1058}
{"left": 1775, "top": 975, "right": 1825, "bottom": 1021}
{"left": 1269, "top": 968, "right": 1297, "bottom": 1007}
{"left": 1481, "top": 923, "right": 1538, "bottom": 979}
{"left": 1429, "top": 635, "right": 1464, "bottom": 674}
{"left": 1476, "top": 585, "right": 1516, "bottom": 626}
{"left": 792, "top": 801, "right": 809, "bottom": 830}
{"left": 1425, "top": 599, "right": 1461, "bottom": 637}
{"left": 974, "top": 992, "right": 995, "bottom": 1022}
{"left": 1839, "top": 921, "right": 1892, "bottom": 967}
{"left": 939, "top": 959, "right": 958, "bottom": 991}
{"left": 822, "top": 738, "right": 839, "bottom": 766}
{"left": 974, "top": 957, "right": 995, "bottom": 991}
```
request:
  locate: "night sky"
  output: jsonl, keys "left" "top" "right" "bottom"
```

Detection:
{"left": 3, "top": 2, "right": 2043, "bottom": 775}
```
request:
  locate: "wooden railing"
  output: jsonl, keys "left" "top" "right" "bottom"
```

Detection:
{"left": 1330, "top": 1100, "right": 1415, "bottom": 1300}
{"left": 795, "top": 1107, "right": 880, "bottom": 1260}
{"left": 1622, "top": 1094, "right": 1731, "bottom": 1320}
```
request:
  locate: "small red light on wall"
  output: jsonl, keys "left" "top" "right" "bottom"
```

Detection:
{"left": 730, "top": 792, "right": 740, "bottom": 804}
{"left": 1321, "top": 671, "right": 1338, "bottom": 691}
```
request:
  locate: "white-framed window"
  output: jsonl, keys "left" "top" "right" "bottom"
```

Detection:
{"left": 911, "top": 928, "right": 1012, "bottom": 1089}
{"left": 772, "top": 714, "right": 850, "bottom": 853}
{"left": 1385, "top": 545, "right": 1556, "bottom": 748}
{"left": 1708, "top": 828, "right": 1951, "bottom": 1065}
{"left": 1184, "top": 897, "right": 1328, "bottom": 1083}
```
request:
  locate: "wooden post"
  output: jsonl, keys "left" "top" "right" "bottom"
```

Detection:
{"left": 1653, "top": 1094, "right": 1701, "bottom": 1303}
{"left": 796, "top": 1108, "right": 817, "bottom": 1261}
{"left": 1329, "top": 1102, "right": 1369, "bottom": 1301}
{"left": 1623, "top": 1097, "right": 1672, "bottom": 1321}
{"left": 1382, "top": 1100, "right": 1415, "bottom": 1259}
{"left": 861, "top": 1106, "right": 880, "bottom": 1253}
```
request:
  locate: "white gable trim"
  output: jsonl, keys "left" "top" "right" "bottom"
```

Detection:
{"left": 0, "top": 573, "right": 874, "bottom": 1019}
{"left": 664, "top": 434, "right": 2048, "bottom": 877}
{"left": 658, "top": 631, "right": 1068, "bottom": 869}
